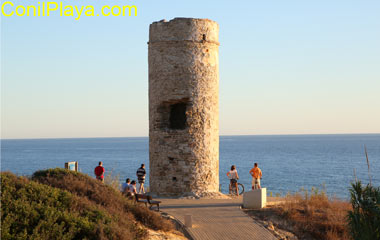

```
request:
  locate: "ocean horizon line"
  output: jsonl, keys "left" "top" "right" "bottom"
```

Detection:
{"left": 2, "top": 132, "right": 380, "bottom": 141}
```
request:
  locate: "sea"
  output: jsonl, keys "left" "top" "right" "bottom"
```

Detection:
{"left": 1, "top": 134, "right": 379, "bottom": 200}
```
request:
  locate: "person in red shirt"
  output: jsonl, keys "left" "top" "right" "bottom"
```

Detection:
{"left": 94, "top": 161, "right": 105, "bottom": 182}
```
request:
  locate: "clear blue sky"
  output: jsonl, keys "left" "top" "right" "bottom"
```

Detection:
{"left": 1, "top": 0, "right": 380, "bottom": 139}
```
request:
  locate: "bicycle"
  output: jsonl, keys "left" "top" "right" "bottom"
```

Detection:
{"left": 229, "top": 181, "right": 245, "bottom": 196}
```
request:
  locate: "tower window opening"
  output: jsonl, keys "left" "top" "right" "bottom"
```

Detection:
{"left": 169, "top": 102, "right": 187, "bottom": 129}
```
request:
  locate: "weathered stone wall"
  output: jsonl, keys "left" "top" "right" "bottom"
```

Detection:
{"left": 148, "top": 18, "right": 219, "bottom": 197}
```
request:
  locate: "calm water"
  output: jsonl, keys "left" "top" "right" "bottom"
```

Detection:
{"left": 1, "top": 134, "right": 379, "bottom": 199}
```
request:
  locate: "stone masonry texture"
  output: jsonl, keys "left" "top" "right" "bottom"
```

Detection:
{"left": 148, "top": 18, "right": 220, "bottom": 197}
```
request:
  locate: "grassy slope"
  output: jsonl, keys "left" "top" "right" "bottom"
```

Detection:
{"left": 1, "top": 169, "right": 173, "bottom": 240}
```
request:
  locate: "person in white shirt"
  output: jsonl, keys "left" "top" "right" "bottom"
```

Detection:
{"left": 128, "top": 180, "right": 137, "bottom": 196}
{"left": 121, "top": 178, "right": 131, "bottom": 195}
{"left": 227, "top": 165, "right": 240, "bottom": 196}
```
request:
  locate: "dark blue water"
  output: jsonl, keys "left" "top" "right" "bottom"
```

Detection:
{"left": 1, "top": 134, "right": 379, "bottom": 199}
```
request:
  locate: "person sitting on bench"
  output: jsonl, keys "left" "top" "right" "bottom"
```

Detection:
{"left": 121, "top": 178, "right": 131, "bottom": 195}
{"left": 128, "top": 180, "right": 137, "bottom": 196}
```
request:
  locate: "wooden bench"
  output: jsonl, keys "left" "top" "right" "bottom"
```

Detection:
{"left": 135, "top": 194, "right": 161, "bottom": 211}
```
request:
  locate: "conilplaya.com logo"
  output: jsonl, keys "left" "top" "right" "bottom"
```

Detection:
{"left": 1, "top": 1, "right": 137, "bottom": 20}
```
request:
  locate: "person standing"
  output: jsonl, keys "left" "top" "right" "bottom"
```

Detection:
{"left": 94, "top": 161, "right": 105, "bottom": 182}
{"left": 249, "top": 163, "right": 262, "bottom": 190}
{"left": 227, "top": 165, "right": 240, "bottom": 195}
{"left": 136, "top": 164, "right": 146, "bottom": 194}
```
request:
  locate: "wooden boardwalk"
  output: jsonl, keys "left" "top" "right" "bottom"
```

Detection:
{"left": 160, "top": 197, "right": 277, "bottom": 240}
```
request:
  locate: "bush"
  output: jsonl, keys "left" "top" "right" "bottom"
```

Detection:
{"left": 348, "top": 181, "right": 380, "bottom": 240}
{"left": 32, "top": 168, "right": 173, "bottom": 231}
{"left": 2, "top": 169, "right": 174, "bottom": 240}
{"left": 1, "top": 172, "right": 135, "bottom": 240}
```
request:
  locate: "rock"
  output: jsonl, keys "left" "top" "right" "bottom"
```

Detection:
{"left": 268, "top": 222, "right": 275, "bottom": 231}
{"left": 146, "top": 229, "right": 187, "bottom": 240}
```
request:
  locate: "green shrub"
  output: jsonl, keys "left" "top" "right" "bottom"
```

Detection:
{"left": 1, "top": 169, "right": 175, "bottom": 240}
{"left": 1, "top": 172, "right": 122, "bottom": 240}
{"left": 32, "top": 168, "right": 173, "bottom": 231}
{"left": 1, "top": 168, "right": 174, "bottom": 239}
{"left": 348, "top": 181, "right": 380, "bottom": 240}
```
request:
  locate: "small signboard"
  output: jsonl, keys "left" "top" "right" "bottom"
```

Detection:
{"left": 65, "top": 161, "right": 78, "bottom": 172}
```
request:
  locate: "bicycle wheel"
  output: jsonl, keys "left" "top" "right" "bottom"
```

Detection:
{"left": 238, "top": 183, "right": 244, "bottom": 195}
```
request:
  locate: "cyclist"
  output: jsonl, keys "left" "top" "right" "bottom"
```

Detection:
{"left": 227, "top": 165, "right": 240, "bottom": 196}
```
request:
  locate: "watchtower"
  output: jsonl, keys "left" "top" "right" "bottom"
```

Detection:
{"left": 148, "top": 18, "right": 219, "bottom": 197}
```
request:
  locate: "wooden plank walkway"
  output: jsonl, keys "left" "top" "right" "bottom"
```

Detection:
{"left": 160, "top": 197, "right": 277, "bottom": 240}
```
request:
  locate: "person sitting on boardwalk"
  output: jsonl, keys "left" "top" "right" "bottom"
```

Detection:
{"left": 136, "top": 164, "right": 146, "bottom": 194}
{"left": 121, "top": 178, "right": 131, "bottom": 195}
{"left": 249, "top": 163, "right": 262, "bottom": 190}
{"left": 128, "top": 180, "right": 137, "bottom": 196}
{"left": 94, "top": 161, "right": 105, "bottom": 183}
{"left": 227, "top": 165, "right": 240, "bottom": 195}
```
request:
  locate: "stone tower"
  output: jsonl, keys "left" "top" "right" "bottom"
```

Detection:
{"left": 148, "top": 18, "right": 219, "bottom": 197}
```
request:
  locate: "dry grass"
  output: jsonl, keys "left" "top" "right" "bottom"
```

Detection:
{"left": 276, "top": 190, "right": 352, "bottom": 240}
{"left": 104, "top": 169, "right": 122, "bottom": 191}
{"left": 31, "top": 168, "right": 174, "bottom": 233}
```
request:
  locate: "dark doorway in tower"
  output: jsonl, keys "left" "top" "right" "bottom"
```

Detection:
{"left": 169, "top": 102, "right": 187, "bottom": 129}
